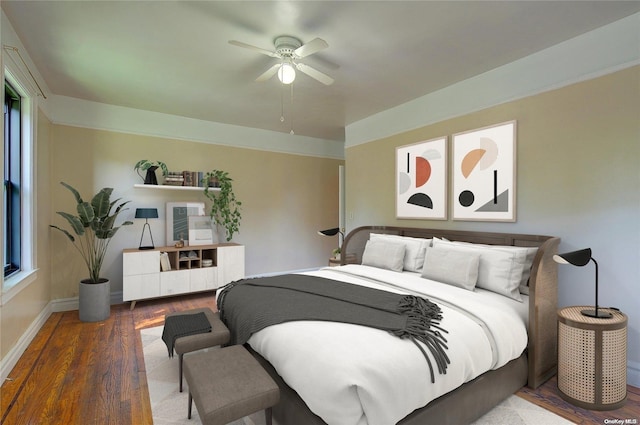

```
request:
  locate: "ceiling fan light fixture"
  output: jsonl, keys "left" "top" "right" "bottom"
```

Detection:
{"left": 278, "top": 62, "right": 296, "bottom": 84}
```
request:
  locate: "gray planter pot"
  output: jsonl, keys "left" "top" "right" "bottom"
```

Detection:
{"left": 79, "top": 278, "right": 111, "bottom": 322}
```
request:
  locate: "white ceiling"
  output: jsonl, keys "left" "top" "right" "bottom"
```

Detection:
{"left": 3, "top": 1, "right": 640, "bottom": 142}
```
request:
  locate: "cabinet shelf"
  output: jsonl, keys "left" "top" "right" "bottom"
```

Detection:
{"left": 134, "top": 184, "right": 220, "bottom": 192}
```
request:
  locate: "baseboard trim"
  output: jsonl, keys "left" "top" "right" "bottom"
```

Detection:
{"left": 50, "top": 291, "right": 124, "bottom": 312}
{"left": 1, "top": 302, "right": 52, "bottom": 383}
{"left": 628, "top": 360, "right": 640, "bottom": 389}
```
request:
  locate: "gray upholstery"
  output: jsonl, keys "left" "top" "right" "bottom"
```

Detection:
{"left": 184, "top": 345, "right": 280, "bottom": 425}
{"left": 165, "top": 308, "right": 230, "bottom": 391}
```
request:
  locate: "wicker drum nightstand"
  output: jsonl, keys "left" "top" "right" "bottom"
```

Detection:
{"left": 557, "top": 306, "right": 627, "bottom": 410}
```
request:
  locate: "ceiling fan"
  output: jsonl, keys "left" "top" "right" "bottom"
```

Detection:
{"left": 229, "top": 36, "right": 334, "bottom": 85}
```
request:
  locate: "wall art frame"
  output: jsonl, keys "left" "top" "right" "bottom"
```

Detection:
{"left": 165, "top": 202, "right": 205, "bottom": 246}
{"left": 452, "top": 120, "right": 516, "bottom": 222}
{"left": 188, "top": 215, "right": 214, "bottom": 246}
{"left": 396, "top": 136, "right": 448, "bottom": 220}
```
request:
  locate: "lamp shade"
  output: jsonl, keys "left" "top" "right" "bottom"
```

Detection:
{"left": 135, "top": 208, "right": 158, "bottom": 219}
{"left": 318, "top": 227, "right": 340, "bottom": 237}
{"left": 553, "top": 248, "right": 591, "bottom": 266}
{"left": 278, "top": 62, "right": 296, "bottom": 84}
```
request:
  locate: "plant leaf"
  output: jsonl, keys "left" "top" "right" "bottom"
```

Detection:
{"left": 55, "top": 212, "right": 85, "bottom": 235}
{"left": 49, "top": 225, "right": 76, "bottom": 242}
{"left": 77, "top": 201, "right": 95, "bottom": 226}
{"left": 61, "top": 181, "right": 83, "bottom": 204}
{"left": 92, "top": 188, "right": 113, "bottom": 218}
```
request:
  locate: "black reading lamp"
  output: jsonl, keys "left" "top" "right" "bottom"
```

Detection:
{"left": 553, "top": 248, "right": 612, "bottom": 319}
{"left": 135, "top": 208, "right": 159, "bottom": 250}
{"left": 317, "top": 227, "right": 344, "bottom": 247}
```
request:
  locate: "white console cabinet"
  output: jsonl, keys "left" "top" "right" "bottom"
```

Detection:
{"left": 123, "top": 243, "right": 244, "bottom": 308}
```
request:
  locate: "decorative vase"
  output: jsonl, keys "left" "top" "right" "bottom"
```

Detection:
{"left": 79, "top": 278, "right": 111, "bottom": 322}
{"left": 144, "top": 166, "right": 159, "bottom": 185}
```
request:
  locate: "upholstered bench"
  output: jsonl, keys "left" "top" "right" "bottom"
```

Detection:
{"left": 183, "top": 345, "right": 280, "bottom": 425}
{"left": 164, "top": 307, "right": 230, "bottom": 392}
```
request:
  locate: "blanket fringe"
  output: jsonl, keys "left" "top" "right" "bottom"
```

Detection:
{"left": 394, "top": 296, "right": 450, "bottom": 383}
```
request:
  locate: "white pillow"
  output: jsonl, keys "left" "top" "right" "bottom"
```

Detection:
{"left": 370, "top": 233, "right": 430, "bottom": 272}
{"left": 491, "top": 245, "right": 537, "bottom": 295}
{"left": 432, "top": 238, "right": 524, "bottom": 302}
{"left": 445, "top": 240, "right": 537, "bottom": 295}
{"left": 421, "top": 244, "right": 480, "bottom": 291}
{"left": 362, "top": 239, "right": 406, "bottom": 272}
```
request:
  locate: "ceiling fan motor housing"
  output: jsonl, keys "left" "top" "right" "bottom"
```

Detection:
{"left": 274, "top": 36, "right": 302, "bottom": 58}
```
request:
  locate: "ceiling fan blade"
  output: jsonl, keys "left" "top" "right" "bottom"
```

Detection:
{"left": 255, "top": 63, "right": 280, "bottom": 82}
{"left": 294, "top": 37, "right": 328, "bottom": 58}
{"left": 296, "top": 63, "right": 334, "bottom": 85}
{"left": 229, "top": 40, "right": 278, "bottom": 58}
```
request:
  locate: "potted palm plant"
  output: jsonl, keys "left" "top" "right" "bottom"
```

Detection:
{"left": 50, "top": 182, "right": 132, "bottom": 322}
{"left": 202, "top": 170, "right": 242, "bottom": 242}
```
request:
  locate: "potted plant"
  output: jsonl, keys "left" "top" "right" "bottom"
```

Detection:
{"left": 50, "top": 182, "right": 132, "bottom": 322}
{"left": 134, "top": 160, "right": 168, "bottom": 185}
{"left": 202, "top": 170, "right": 242, "bottom": 242}
{"left": 332, "top": 247, "right": 341, "bottom": 260}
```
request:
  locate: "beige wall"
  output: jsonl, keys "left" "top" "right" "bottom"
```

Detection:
{"left": 49, "top": 125, "right": 343, "bottom": 299}
{"left": 345, "top": 66, "right": 640, "bottom": 378}
{"left": 1, "top": 110, "right": 52, "bottom": 360}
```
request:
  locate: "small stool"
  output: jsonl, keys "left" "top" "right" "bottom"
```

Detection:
{"left": 184, "top": 345, "right": 280, "bottom": 425}
{"left": 165, "top": 308, "right": 230, "bottom": 392}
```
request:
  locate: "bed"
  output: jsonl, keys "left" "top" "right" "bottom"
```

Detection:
{"left": 218, "top": 226, "right": 560, "bottom": 425}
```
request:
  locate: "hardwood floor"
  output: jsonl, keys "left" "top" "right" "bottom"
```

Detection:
{"left": 1, "top": 292, "right": 638, "bottom": 424}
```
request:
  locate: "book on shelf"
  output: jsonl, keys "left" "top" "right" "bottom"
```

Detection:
{"left": 160, "top": 252, "right": 171, "bottom": 271}
{"left": 182, "top": 171, "right": 194, "bottom": 186}
{"left": 164, "top": 171, "right": 184, "bottom": 186}
{"left": 163, "top": 170, "right": 206, "bottom": 187}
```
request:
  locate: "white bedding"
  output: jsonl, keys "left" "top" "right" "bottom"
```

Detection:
{"left": 236, "top": 265, "right": 529, "bottom": 425}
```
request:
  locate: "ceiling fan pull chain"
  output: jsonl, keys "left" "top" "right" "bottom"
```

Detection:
{"left": 280, "top": 81, "right": 285, "bottom": 123}
{"left": 290, "top": 83, "right": 295, "bottom": 135}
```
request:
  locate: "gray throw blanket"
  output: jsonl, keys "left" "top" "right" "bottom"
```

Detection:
{"left": 161, "top": 312, "right": 211, "bottom": 357}
{"left": 218, "top": 274, "right": 449, "bottom": 383}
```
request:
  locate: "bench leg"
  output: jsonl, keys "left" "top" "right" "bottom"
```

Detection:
{"left": 265, "top": 407, "right": 273, "bottom": 425}
{"left": 179, "top": 353, "right": 184, "bottom": 392}
{"left": 188, "top": 391, "right": 193, "bottom": 419}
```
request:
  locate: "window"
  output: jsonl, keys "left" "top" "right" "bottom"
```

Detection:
{"left": 2, "top": 64, "right": 37, "bottom": 298}
{"left": 4, "top": 82, "right": 22, "bottom": 278}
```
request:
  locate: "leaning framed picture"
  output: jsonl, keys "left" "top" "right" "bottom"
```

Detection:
{"left": 166, "top": 202, "right": 205, "bottom": 246}
{"left": 396, "top": 136, "right": 448, "bottom": 220}
{"left": 188, "top": 215, "right": 214, "bottom": 246}
{"left": 452, "top": 120, "right": 516, "bottom": 221}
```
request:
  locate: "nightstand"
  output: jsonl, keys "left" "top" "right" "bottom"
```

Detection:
{"left": 557, "top": 306, "right": 627, "bottom": 410}
{"left": 328, "top": 253, "right": 357, "bottom": 267}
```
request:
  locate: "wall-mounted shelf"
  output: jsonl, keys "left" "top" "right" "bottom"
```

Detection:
{"left": 134, "top": 184, "right": 220, "bottom": 192}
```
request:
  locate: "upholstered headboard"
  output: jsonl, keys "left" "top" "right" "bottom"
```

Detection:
{"left": 341, "top": 226, "right": 560, "bottom": 389}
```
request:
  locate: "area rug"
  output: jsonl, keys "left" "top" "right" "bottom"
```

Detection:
{"left": 141, "top": 326, "right": 572, "bottom": 425}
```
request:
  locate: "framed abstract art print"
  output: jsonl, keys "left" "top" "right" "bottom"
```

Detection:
{"left": 452, "top": 121, "right": 516, "bottom": 221}
{"left": 396, "top": 137, "right": 447, "bottom": 220}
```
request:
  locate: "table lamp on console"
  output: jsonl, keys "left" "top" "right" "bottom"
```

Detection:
{"left": 135, "top": 208, "right": 158, "bottom": 250}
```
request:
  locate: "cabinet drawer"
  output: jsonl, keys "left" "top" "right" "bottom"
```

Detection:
{"left": 160, "top": 270, "right": 190, "bottom": 296}
{"left": 123, "top": 251, "right": 160, "bottom": 276}
{"left": 190, "top": 267, "right": 217, "bottom": 291}
{"left": 123, "top": 274, "right": 160, "bottom": 301}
